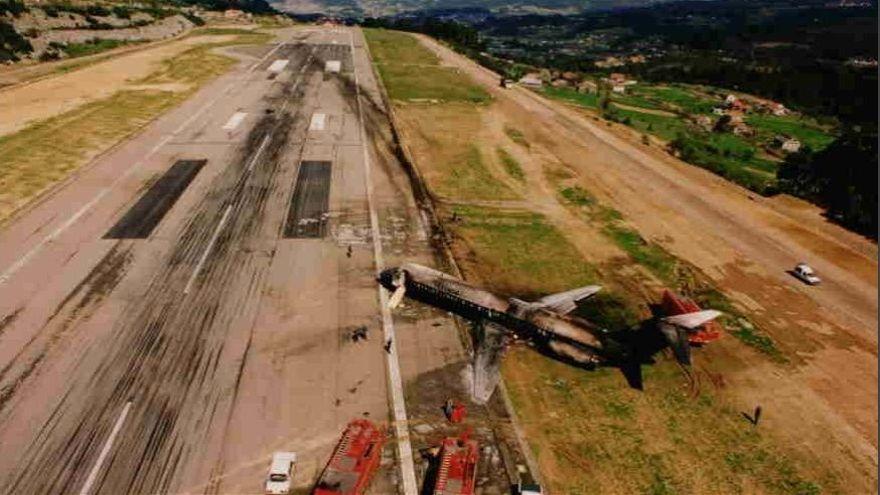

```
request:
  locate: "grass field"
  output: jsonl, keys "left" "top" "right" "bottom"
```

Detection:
{"left": 503, "top": 349, "right": 832, "bottom": 495}
{"left": 540, "top": 81, "right": 838, "bottom": 195}
{"left": 0, "top": 30, "right": 269, "bottom": 224}
{"left": 445, "top": 205, "right": 824, "bottom": 493}
{"left": 611, "top": 107, "right": 689, "bottom": 141}
{"left": 542, "top": 86, "right": 599, "bottom": 108}
{"left": 62, "top": 39, "right": 141, "bottom": 58}
{"left": 746, "top": 114, "right": 835, "bottom": 151}
{"left": 364, "top": 29, "right": 489, "bottom": 103}
{"left": 633, "top": 85, "right": 716, "bottom": 114}
{"left": 369, "top": 31, "right": 847, "bottom": 495}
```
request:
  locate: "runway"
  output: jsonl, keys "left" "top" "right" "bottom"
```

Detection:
{"left": 0, "top": 27, "right": 437, "bottom": 494}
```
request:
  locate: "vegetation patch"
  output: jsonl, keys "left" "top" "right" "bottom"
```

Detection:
{"left": 449, "top": 206, "right": 599, "bottom": 297}
{"left": 556, "top": 185, "right": 784, "bottom": 360}
{"left": 503, "top": 125, "right": 530, "bottom": 148}
{"left": 746, "top": 114, "right": 835, "bottom": 151}
{"left": 0, "top": 32, "right": 264, "bottom": 224}
{"left": 503, "top": 350, "right": 834, "bottom": 494}
{"left": 496, "top": 147, "right": 525, "bottom": 182}
{"left": 60, "top": 38, "right": 140, "bottom": 58}
{"left": 365, "top": 28, "right": 489, "bottom": 103}
{"left": 543, "top": 86, "right": 599, "bottom": 108}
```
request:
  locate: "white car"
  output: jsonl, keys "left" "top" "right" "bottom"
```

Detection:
{"left": 792, "top": 263, "right": 821, "bottom": 285}
{"left": 265, "top": 452, "right": 297, "bottom": 495}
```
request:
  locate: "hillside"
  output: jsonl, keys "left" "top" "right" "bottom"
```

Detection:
{"left": 273, "top": 0, "right": 691, "bottom": 18}
{"left": 1, "top": 0, "right": 276, "bottom": 63}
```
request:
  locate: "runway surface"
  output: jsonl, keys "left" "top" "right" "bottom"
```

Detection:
{"left": 0, "top": 27, "right": 473, "bottom": 494}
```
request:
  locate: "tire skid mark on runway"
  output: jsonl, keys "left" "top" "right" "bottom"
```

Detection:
{"left": 4, "top": 42, "right": 321, "bottom": 495}
{"left": 0, "top": 245, "right": 131, "bottom": 414}
{"left": 0, "top": 308, "right": 22, "bottom": 338}
{"left": 0, "top": 39, "right": 292, "bottom": 287}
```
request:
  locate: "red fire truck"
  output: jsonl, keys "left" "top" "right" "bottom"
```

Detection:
{"left": 313, "top": 419, "right": 386, "bottom": 495}
{"left": 433, "top": 433, "right": 479, "bottom": 495}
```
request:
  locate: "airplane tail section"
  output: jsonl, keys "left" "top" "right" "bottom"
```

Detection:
{"left": 659, "top": 309, "right": 722, "bottom": 366}
{"left": 662, "top": 309, "right": 722, "bottom": 330}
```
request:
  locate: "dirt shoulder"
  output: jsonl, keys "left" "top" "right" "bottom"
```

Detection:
{"left": 0, "top": 33, "right": 243, "bottom": 137}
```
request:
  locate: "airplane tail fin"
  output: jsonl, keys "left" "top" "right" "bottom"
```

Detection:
{"left": 658, "top": 310, "right": 722, "bottom": 366}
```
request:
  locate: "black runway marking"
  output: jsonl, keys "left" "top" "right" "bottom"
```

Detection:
{"left": 284, "top": 160, "right": 332, "bottom": 238}
{"left": 105, "top": 159, "right": 206, "bottom": 239}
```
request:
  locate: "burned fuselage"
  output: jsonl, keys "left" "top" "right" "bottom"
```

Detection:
{"left": 378, "top": 263, "right": 613, "bottom": 366}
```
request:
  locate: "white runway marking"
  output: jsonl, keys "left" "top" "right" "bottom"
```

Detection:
{"left": 184, "top": 45, "right": 316, "bottom": 296}
{"left": 267, "top": 59, "right": 289, "bottom": 73}
{"left": 245, "top": 135, "right": 271, "bottom": 173}
{"left": 0, "top": 40, "right": 290, "bottom": 286}
{"left": 222, "top": 112, "right": 248, "bottom": 131}
{"left": 349, "top": 29, "right": 418, "bottom": 495}
{"left": 183, "top": 205, "right": 232, "bottom": 295}
{"left": 309, "top": 113, "right": 326, "bottom": 131}
{"left": 78, "top": 401, "right": 132, "bottom": 495}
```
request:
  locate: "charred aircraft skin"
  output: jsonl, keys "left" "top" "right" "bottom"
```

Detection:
{"left": 379, "top": 264, "right": 613, "bottom": 366}
{"left": 379, "top": 263, "right": 722, "bottom": 371}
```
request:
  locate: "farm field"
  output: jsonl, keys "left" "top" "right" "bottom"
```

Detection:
{"left": 541, "top": 82, "right": 836, "bottom": 194}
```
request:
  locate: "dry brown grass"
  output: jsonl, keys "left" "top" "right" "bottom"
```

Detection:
{"left": 0, "top": 31, "right": 268, "bottom": 224}
{"left": 395, "top": 103, "right": 518, "bottom": 201}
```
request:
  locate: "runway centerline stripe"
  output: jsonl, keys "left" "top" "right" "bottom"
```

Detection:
{"left": 104, "top": 159, "right": 206, "bottom": 239}
{"left": 222, "top": 112, "right": 248, "bottom": 131}
{"left": 78, "top": 401, "right": 132, "bottom": 495}
{"left": 349, "top": 28, "right": 419, "bottom": 495}
{"left": 309, "top": 113, "right": 326, "bottom": 131}
{"left": 183, "top": 45, "right": 317, "bottom": 294}
{"left": 267, "top": 59, "right": 289, "bottom": 73}
{"left": 183, "top": 205, "right": 232, "bottom": 295}
{"left": 246, "top": 135, "right": 271, "bottom": 173}
{"left": 0, "top": 39, "right": 291, "bottom": 286}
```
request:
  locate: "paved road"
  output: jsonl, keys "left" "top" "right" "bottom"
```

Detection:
{"left": 0, "top": 26, "right": 449, "bottom": 494}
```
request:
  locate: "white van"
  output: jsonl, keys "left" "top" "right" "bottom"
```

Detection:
{"left": 265, "top": 452, "right": 297, "bottom": 495}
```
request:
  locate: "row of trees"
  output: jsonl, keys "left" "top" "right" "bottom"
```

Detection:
{"left": 778, "top": 126, "right": 878, "bottom": 238}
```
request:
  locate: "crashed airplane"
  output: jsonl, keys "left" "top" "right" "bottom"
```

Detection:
{"left": 378, "top": 263, "right": 722, "bottom": 401}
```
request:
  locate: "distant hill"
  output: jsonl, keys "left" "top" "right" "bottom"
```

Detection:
{"left": 272, "top": 0, "right": 685, "bottom": 18}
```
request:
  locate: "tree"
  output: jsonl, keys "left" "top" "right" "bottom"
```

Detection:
{"left": 778, "top": 125, "right": 878, "bottom": 238}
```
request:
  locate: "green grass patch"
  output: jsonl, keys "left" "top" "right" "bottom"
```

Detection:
{"left": 746, "top": 114, "right": 835, "bottom": 151}
{"left": 609, "top": 107, "right": 689, "bottom": 141}
{"left": 450, "top": 206, "right": 599, "bottom": 296}
{"left": 634, "top": 85, "right": 716, "bottom": 114}
{"left": 496, "top": 147, "right": 525, "bottom": 182}
{"left": 610, "top": 91, "right": 665, "bottom": 111}
{"left": 363, "top": 27, "right": 440, "bottom": 66}
{"left": 603, "top": 224, "right": 678, "bottom": 283}
{"left": 670, "top": 133, "right": 779, "bottom": 195}
{"left": 374, "top": 63, "right": 490, "bottom": 102}
{"left": 555, "top": 184, "right": 784, "bottom": 360}
{"left": 62, "top": 38, "right": 140, "bottom": 58}
{"left": 503, "top": 350, "right": 835, "bottom": 494}
{"left": 542, "top": 86, "right": 599, "bottom": 108}
{"left": 504, "top": 125, "right": 530, "bottom": 148}
{"left": 365, "top": 28, "right": 488, "bottom": 103}
{"left": 437, "top": 145, "right": 517, "bottom": 200}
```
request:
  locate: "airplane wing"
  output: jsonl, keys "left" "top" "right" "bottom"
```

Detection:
{"left": 662, "top": 310, "right": 722, "bottom": 329}
{"left": 534, "top": 285, "right": 602, "bottom": 315}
